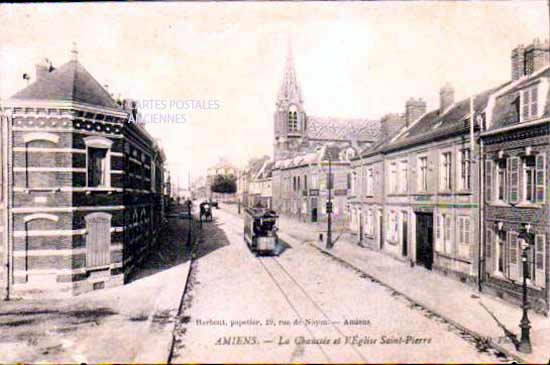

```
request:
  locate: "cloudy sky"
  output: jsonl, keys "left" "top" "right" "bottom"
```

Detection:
{"left": 1, "top": 1, "right": 548, "bottom": 187}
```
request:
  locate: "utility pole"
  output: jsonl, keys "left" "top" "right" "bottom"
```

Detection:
{"left": 326, "top": 153, "right": 333, "bottom": 249}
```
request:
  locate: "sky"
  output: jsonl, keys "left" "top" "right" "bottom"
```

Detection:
{"left": 1, "top": 1, "right": 548, "bottom": 188}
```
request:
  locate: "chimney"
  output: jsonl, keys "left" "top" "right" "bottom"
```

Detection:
{"left": 405, "top": 97, "right": 427, "bottom": 126}
{"left": 524, "top": 38, "right": 550, "bottom": 77}
{"left": 35, "top": 58, "right": 53, "bottom": 81}
{"left": 511, "top": 44, "right": 526, "bottom": 80}
{"left": 440, "top": 83, "right": 454, "bottom": 112}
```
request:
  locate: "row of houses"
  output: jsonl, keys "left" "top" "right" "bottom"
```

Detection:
{"left": 1, "top": 47, "right": 169, "bottom": 298}
{"left": 349, "top": 38, "right": 550, "bottom": 314}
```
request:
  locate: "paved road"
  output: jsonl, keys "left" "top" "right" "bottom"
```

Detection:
{"left": 171, "top": 209, "right": 501, "bottom": 363}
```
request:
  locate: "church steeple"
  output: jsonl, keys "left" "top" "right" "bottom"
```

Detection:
{"left": 277, "top": 39, "right": 303, "bottom": 107}
{"left": 273, "top": 38, "right": 307, "bottom": 161}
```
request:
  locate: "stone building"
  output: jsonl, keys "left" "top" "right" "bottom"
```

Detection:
{"left": 271, "top": 44, "right": 380, "bottom": 221}
{"left": 0, "top": 48, "right": 165, "bottom": 298}
{"left": 481, "top": 38, "right": 550, "bottom": 313}
{"left": 273, "top": 144, "right": 357, "bottom": 224}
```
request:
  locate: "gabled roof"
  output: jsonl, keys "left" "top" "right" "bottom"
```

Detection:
{"left": 307, "top": 116, "right": 380, "bottom": 142}
{"left": 11, "top": 60, "right": 118, "bottom": 109}
{"left": 490, "top": 67, "right": 550, "bottom": 131}
{"left": 384, "top": 84, "right": 505, "bottom": 152}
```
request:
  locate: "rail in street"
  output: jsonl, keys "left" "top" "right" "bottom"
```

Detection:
{"left": 169, "top": 207, "right": 518, "bottom": 363}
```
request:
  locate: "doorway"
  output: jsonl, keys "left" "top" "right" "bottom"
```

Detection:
{"left": 415, "top": 213, "right": 433, "bottom": 270}
{"left": 311, "top": 198, "right": 318, "bottom": 223}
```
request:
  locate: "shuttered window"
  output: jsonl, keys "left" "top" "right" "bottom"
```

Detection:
{"left": 444, "top": 214, "right": 452, "bottom": 254}
{"left": 508, "top": 157, "right": 520, "bottom": 204}
{"left": 536, "top": 153, "right": 546, "bottom": 203}
{"left": 535, "top": 234, "right": 546, "bottom": 287}
{"left": 85, "top": 213, "right": 112, "bottom": 268}
{"left": 508, "top": 231, "right": 519, "bottom": 280}
{"left": 485, "top": 160, "right": 493, "bottom": 203}
{"left": 486, "top": 229, "right": 494, "bottom": 274}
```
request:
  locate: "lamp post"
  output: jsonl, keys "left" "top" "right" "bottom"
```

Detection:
{"left": 518, "top": 225, "right": 532, "bottom": 353}
{"left": 326, "top": 152, "right": 333, "bottom": 249}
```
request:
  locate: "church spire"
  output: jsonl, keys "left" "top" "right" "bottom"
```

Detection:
{"left": 277, "top": 37, "right": 303, "bottom": 106}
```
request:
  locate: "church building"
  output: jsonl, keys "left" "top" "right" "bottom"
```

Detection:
{"left": 271, "top": 44, "right": 383, "bottom": 223}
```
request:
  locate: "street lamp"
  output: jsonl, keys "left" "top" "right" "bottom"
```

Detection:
{"left": 517, "top": 224, "right": 533, "bottom": 354}
{"left": 326, "top": 152, "right": 333, "bottom": 249}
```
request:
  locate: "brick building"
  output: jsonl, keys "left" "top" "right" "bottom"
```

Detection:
{"left": 1, "top": 48, "right": 166, "bottom": 298}
{"left": 481, "top": 38, "right": 550, "bottom": 313}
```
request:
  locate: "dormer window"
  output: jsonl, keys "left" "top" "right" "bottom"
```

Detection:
{"left": 521, "top": 85, "right": 539, "bottom": 122}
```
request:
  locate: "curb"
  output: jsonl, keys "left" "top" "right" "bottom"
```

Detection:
{"left": 306, "top": 241, "right": 525, "bottom": 364}
{"left": 167, "top": 215, "right": 201, "bottom": 364}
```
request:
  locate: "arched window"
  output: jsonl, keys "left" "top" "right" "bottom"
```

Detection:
{"left": 288, "top": 105, "right": 298, "bottom": 132}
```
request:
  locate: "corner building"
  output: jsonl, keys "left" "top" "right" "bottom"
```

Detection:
{"left": 1, "top": 50, "right": 165, "bottom": 298}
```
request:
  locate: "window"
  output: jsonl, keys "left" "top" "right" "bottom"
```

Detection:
{"left": 496, "top": 160, "right": 507, "bottom": 201}
{"left": 485, "top": 160, "right": 493, "bottom": 202}
{"left": 386, "top": 211, "right": 399, "bottom": 243}
{"left": 84, "top": 136, "right": 112, "bottom": 188}
{"left": 366, "top": 209, "right": 374, "bottom": 235}
{"left": 85, "top": 212, "right": 112, "bottom": 268}
{"left": 523, "top": 153, "right": 546, "bottom": 204}
{"left": 457, "top": 216, "right": 471, "bottom": 245}
{"left": 390, "top": 162, "right": 398, "bottom": 194}
{"left": 524, "top": 156, "right": 536, "bottom": 203}
{"left": 366, "top": 168, "right": 374, "bottom": 196}
{"left": 347, "top": 173, "right": 352, "bottom": 191}
{"left": 288, "top": 106, "right": 298, "bottom": 132}
{"left": 88, "top": 147, "right": 108, "bottom": 187}
{"left": 444, "top": 214, "right": 452, "bottom": 254}
{"left": 459, "top": 149, "right": 471, "bottom": 190}
{"left": 508, "top": 231, "right": 520, "bottom": 279}
{"left": 440, "top": 152, "right": 452, "bottom": 191}
{"left": 418, "top": 156, "right": 428, "bottom": 192}
{"left": 508, "top": 156, "right": 520, "bottom": 204}
{"left": 535, "top": 234, "right": 546, "bottom": 287}
{"left": 304, "top": 175, "right": 308, "bottom": 191}
{"left": 399, "top": 160, "right": 408, "bottom": 193}
{"left": 436, "top": 213, "right": 453, "bottom": 254}
{"left": 521, "top": 86, "right": 539, "bottom": 122}
{"left": 496, "top": 230, "right": 506, "bottom": 274}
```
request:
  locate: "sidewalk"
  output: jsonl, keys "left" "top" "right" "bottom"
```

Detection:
{"left": 0, "top": 211, "right": 196, "bottom": 363}
{"left": 221, "top": 203, "right": 550, "bottom": 363}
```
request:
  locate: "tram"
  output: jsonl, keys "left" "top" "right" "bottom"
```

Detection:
{"left": 243, "top": 207, "right": 279, "bottom": 256}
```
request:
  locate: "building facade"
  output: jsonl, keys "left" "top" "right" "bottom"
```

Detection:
{"left": 1, "top": 49, "right": 165, "bottom": 298}
{"left": 272, "top": 44, "right": 380, "bottom": 221}
{"left": 481, "top": 39, "right": 550, "bottom": 313}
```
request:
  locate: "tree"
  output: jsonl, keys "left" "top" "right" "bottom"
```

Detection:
{"left": 211, "top": 174, "right": 237, "bottom": 194}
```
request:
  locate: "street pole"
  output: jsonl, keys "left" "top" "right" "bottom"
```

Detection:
{"left": 518, "top": 235, "right": 532, "bottom": 353}
{"left": 326, "top": 155, "right": 332, "bottom": 249}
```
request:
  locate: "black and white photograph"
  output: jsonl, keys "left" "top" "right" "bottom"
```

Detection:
{"left": 0, "top": 1, "right": 549, "bottom": 363}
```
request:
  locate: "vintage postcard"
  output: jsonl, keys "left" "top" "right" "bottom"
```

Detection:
{"left": 0, "top": 0, "right": 549, "bottom": 363}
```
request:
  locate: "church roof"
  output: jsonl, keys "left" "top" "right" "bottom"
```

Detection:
{"left": 11, "top": 59, "right": 119, "bottom": 109}
{"left": 307, "top": 116, "right": 380, "bottom": 142}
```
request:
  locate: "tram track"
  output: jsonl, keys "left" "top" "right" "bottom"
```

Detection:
{"left": 218, "top": 208, "right": 519, "bottom": 363}
{"left": 257, "top": 256, "right": 367, "bottom": 362}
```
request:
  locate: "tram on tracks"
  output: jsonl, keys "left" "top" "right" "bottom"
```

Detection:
{"left": 243, "top": 207, "right": 279, "bottom": 256}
